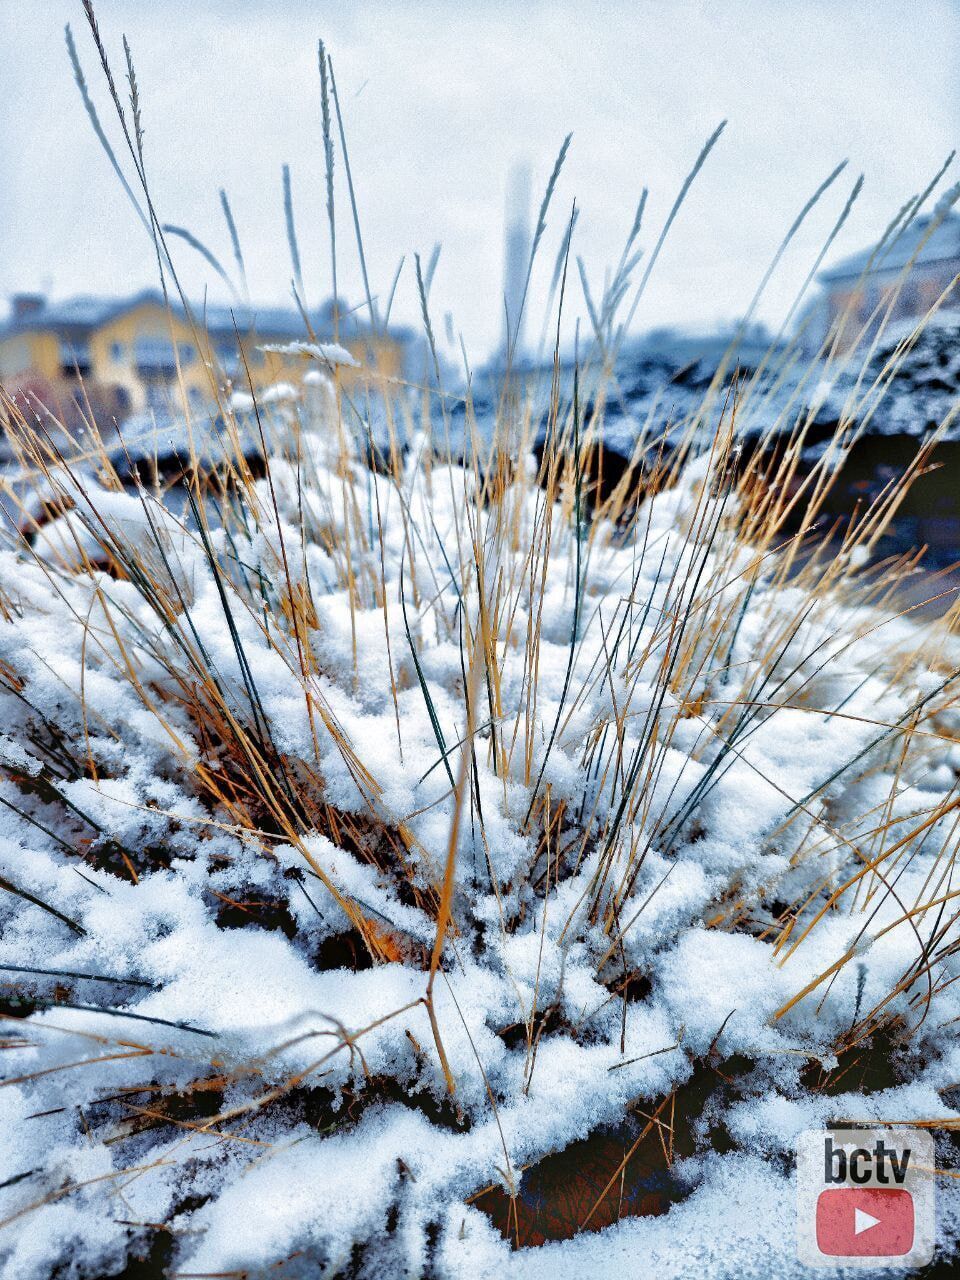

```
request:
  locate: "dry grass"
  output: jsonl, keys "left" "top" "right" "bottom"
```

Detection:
{"left": 0, "top": 4, "right": 959, "bottom": 1269}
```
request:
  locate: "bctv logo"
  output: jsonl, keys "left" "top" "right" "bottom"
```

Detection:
{"left": 824, "top": 1134, "right": 910, "bottom": 1187}
{"left": 797, "top": 1129, "right": 935, "bottom": 1268}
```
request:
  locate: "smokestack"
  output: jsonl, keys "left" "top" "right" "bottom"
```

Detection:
{"left": 11, "top": 293, "right": 45, "bottom": 321}
{"left": 501, "top": 163, "right": 531, "bottom": 363}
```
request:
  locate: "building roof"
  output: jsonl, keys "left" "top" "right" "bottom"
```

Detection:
{"left": 819, "top": 211, "right": 960, "bottom": 285}
{"left": 0, "top": 288, "right": 408, "bottom": 345}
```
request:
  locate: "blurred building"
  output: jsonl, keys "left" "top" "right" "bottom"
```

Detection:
{"left": 0, "top": 289, "right": 411, "bottom": 424}
{"left": 801, "top": 211, "right": 960, "bottom": 354}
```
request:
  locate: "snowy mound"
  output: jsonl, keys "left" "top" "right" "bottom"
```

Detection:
{"left": 0, "top": 420, "right": 959, "bottom": 1278}
{"left": 866, "top": 309, "right": 960, "bottom": 437}
{"left": 790, "top": 308, "right": 960, "bottom": 447}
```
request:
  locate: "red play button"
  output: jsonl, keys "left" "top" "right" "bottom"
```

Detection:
{"left": 816, "top": 1188, "right": 915, "bottom": 1256}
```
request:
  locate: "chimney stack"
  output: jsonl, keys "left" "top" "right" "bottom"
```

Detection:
{"left": 501, "top": 164, "right": 532, "bottom": 363}
{"left": 11, "top": 293, "right": 45, "bottom": 321}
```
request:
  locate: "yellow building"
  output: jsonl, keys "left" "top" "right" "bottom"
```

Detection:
{"left": 0, "top": 289, "right": 410, "bottom": 420}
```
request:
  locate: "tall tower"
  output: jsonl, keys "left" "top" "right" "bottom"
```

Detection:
{"left": 501, "top": 163, "right": 531, "bottom": 364}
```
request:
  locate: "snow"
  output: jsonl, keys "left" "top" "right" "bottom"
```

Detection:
{"left": 260, "top": 339, "right": 361, "bottom": 367}
{"left": 229, "top": 380, "right": 300, "bottom": 410}
{"left": 1, "top": 382, "right": 959, "bottom": 1277}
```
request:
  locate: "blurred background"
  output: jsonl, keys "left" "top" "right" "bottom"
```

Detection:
{"left": 1, "top": 0, "right": 957, "bottom": 359}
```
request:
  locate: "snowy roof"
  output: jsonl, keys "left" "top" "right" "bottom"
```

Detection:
{"left": 0, "top": 288, "right": 408, "bottom": 345}
{"left": 819, "top": 212, "right": 960, "bottom": 285}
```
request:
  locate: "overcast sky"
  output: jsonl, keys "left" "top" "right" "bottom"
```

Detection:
{"left": 1, "top": 1, "right": 958, "bottom": 360}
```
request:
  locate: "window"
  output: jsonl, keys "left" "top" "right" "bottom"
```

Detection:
{"left": 145, "top": 380, "right": 170, "bottom": 412}
{"left": 216, "top": 342, "right": 240, "bottom": 372}
{"left": 135, "top": 337, "right": 176, "bottom": 367}
{"left": 110, "top": 341, "right": 125, "bottom": 361}
{"left": 59, "top": 340, "right": 91, "bottom": 374}
{"left": 896, "top": 280, "right": 921, "bottom": 318}
{"left": 859, "top": 285, "right": 877, "bottom": 323}
{"left": 133, "top": 338, "right": 195, "bottom": 368}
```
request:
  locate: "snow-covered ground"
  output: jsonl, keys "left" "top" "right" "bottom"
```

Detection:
{"left": 0, "top": 377, "right": 959, "bottom": 1277}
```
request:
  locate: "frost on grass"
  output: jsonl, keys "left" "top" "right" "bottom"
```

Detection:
{"left": 0, "top": 368, "right": 959, "bottom": 1280}
{"left": 259, "top": 340, "right": 361, "bottom": 367}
